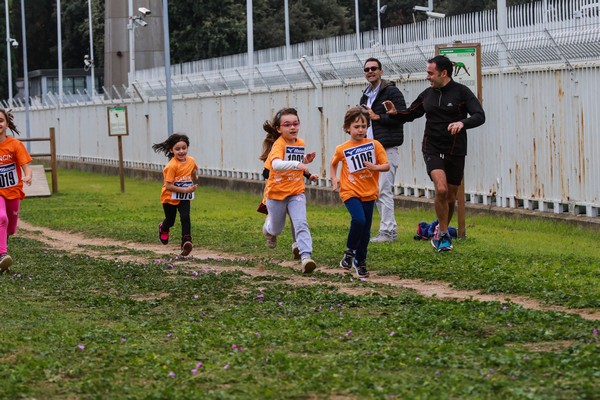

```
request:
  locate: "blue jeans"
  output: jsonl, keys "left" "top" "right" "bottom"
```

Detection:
{"left": 344, "top": 198, "right": 375, "bottom": 263}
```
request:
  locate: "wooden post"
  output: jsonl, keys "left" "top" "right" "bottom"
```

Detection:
{"left": 118, "top": 135, "right": 125, "bottom": 193}
{"left": 49, "top": 127, "right": 58, "bottom": 193}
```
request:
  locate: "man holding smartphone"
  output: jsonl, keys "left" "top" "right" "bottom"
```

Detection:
{"left": 359, "top": 57, "right": 406, "bottom": 243}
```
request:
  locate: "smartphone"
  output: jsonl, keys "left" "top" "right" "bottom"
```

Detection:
{"left": 383, "top": 101, "right": 392, "bottom": 112}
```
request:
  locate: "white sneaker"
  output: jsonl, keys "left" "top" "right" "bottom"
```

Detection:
{"left": 0, "top": 254, "right": 13, "bottom": 271}
{"left": 291, "top": 242, "right": 300, "bottom": 260}
{"left": 262, "top": 223, "right": 277, "bottom": 249}
{"left": 301, "top": 258, "right": 317, "bottom": 274}
{"left": 370, "top": 232, "right": 396, "bottom": 243}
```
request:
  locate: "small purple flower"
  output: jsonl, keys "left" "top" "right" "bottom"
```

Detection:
{"left": 415, "top": 357, "right": 420, "bottom": 361}
{"left": 77, "top": 344, "right": 85, "bottom": 350}
{"left": 193, "top": 294, "right": 199, "bottom": 299}
{"left": 435, "top": 370, "right": 440, "bottom": 375}
{"left": 502, "top": 306, "right": 508, "bottom": 311}
{"left": 231, "top": 344, "right": 237, "bottom": 350}
{"left": 224, "top": 363, "right": 230, "bottom": 369}
{"left": 390, "top": 331, "right": 396, "bottom": 336}
{"left": 196, "top": 361, "right": 203, "bottom": 368}
{"left": 166, "top": 333, "right": 173, "bottom": 338}
{"left": 120, "top": 337, "right": 127, "bottom": 343}
{"left": 168, "top": 371, "right": 176, "bottom": 378}
{"left": 191, "top": 369, "right": 198, "bottom": 375}
{"left": 253, "top": 332, "right": 261, "bottom": 338}
{"left": 278, "top": 302, "right": 284, "bottom": 306}
{"left": 593, "top": 328, "right": 598, "bottom": 337}
{"left": 345, "top": 330, "right": 352, "bottom": 337}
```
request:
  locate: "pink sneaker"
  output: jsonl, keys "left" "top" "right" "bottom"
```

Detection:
{"left": 158, "top": 223, "right": 170, "bottom": 245}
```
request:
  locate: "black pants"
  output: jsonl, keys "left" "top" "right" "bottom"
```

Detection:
{"left": 162, "top": 201, "right": 191, "bottom": 244}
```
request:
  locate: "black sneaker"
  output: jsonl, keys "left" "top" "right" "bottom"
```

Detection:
{"left": 181, "top": 235, "right": 193, "bottom": 256}
{"left": 339, "top": 250, "right": 354, "bottom": 270}
{"left": 158, "top": 223, "right": 169, "bottom": 245}
{"left": 353, "top": 259, "right": 369, "bottom": 278}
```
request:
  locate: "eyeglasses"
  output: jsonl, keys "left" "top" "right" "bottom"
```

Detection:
{"left": 364, "top": 66, "right": 380, "bottom": 73}
{"left": 280, "top": 122, "right": 301, "bottom": 128}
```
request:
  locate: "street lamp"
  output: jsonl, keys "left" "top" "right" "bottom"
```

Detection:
{"left": 5, "top": 0, "right": 20, "bottom": 107}
{"left": 127, "top": 1, "right": 150, "bottom": 90}
{"left": 86, "top": 0, "right": 95, "bottom": 99}
{"left": 377, "top": 1, "right": 388, "bottom": 45}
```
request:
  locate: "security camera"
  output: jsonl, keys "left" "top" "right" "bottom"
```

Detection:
{"left": 9, "top": 38, "right": 18, "bottom": 48}
{"left": 134, "top": 17, "right": 148, "bottom": 27}
{"left": 138, "top": 7, "right": 151, "bottom": 16}
{"left": 84, "top": 55, "right": 93, "bottom": 67}
{"left": 425, "top": 11, "right": 446, "bottom": 19}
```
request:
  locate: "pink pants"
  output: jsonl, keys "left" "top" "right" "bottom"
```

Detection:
{"left": 0, "top": 197, "right": 21, "bottom": 254}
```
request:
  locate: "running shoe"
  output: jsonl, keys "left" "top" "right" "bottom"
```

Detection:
{"left": 181, "top": 235, "right": 193, "bottom": 256}
{"left": 353, "top": 259, "right": 369, "bottom": 278}
{"left": 158, "top": 223, "right": 169, "bottom": 245}
{"left": 262, "top": 223, "right": 277, "bottom": 249}
{"left": 339, "top": 250, "right": 355, "bottom": 270}
{"left": 291, "top": 242, "right": 301, "bottom": 260}
{"left": 0, "top": 254, "right": 13, "bottom": 272}
{"left": 301, "top": 258, "right": 317, "bottom": 274}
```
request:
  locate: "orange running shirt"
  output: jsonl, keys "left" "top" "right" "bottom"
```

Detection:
{"left": 160, "top": 156, "right": 198, "bottom": 205}
{"left": 265, "top": 136, "right": 306, "bottom": 200}
{"left": 0, "top": 137, "right": 33, "bottom": 200}
{"left": 331, "top": 138, "right": 387, "bottom": 203}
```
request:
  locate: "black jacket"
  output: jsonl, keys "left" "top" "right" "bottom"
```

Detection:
{"left": 359, "top": 79, "right": 406, "bottom": 148}
{"left": 391, "top": 79, "right": 485, "bottom": 156}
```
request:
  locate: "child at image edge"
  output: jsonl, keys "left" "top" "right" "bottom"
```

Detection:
{"left": 261, "top": 107, "right": 319, "bottom": 273}
{"left": 330, "top": 106, "right": 390, "bottom": 278}
{"left": 0, "top": 109, "right": 33, "bottom": 272}
{"left": 152, "top": 133, "right": 199, "bottom": 256}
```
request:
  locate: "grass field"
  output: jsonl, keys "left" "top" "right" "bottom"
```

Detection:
{"left": 0, "top": 168, "right": 598, "bottom": 399}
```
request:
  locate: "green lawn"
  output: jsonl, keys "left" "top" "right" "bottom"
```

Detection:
{"left": 0, "top": 168, "right": 597, "bottom": 399}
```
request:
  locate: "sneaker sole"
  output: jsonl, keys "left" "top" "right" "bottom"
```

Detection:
{"left": 181, "top": 242, "right": 193, "bottom": 256}
{"left": 302, "top": 260, "right": 317, "bottom": 274}
{"left": 339, "top": 262, "right": 352, "bottom": 271}
{"left": 292, "top": 245, "right": 301, "bottom": 260}
{"left": 353, "top": 266, "right": 369, "bottom": 278}
{"left": 158, "top": 224, "right": 169, "bottom": 245}
{"left": 0, "top": 255, "right": 13, "bottom": 271}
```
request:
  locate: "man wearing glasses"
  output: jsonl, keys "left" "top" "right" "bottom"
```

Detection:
{"left": 359, "top": 57, "right": 406, "bottom": 243}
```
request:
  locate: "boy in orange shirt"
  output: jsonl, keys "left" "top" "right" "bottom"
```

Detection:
{"left": 330, "top": 107, "right": 389, "bottom": 278}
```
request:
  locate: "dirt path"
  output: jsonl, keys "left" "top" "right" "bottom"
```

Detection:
{"left": 16, "top": 221, "right": 599, "bottom": 321}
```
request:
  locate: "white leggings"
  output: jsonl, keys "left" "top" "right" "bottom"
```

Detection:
{"left": 265, "top": 193, "right": 312, "bottom": 259}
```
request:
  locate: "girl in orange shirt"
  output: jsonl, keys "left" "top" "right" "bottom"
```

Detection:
{"left": 330, "top": 107, "right": 389, "bottom": 278}
{"left": 260, "top": 108, "right": 318, "bottom": 273}
{"left": 0, "top": 109, "right": 32, "bottom": 271}
{"left": 152, "top": 134, "right": 198, "bottom": 256}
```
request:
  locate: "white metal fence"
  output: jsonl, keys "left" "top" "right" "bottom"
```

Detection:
{"left": 8, "top": 0, "right": 600, "bottom": 218}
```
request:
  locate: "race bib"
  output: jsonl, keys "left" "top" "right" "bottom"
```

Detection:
{"left": 285, "top": 146, "right": 305, "bottom": 162}
{"left": 171, "top": 180, "right": 195, "bottom": 200}
{"left": 0, "top": 163, "right": 18, "bottom": 188}
{"left": 344, "top": 143, "right": 375, "bottom": 173}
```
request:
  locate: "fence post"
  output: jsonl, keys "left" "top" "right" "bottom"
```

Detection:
{"left": 49, "top": 127, "right": 58, "bottom": 193}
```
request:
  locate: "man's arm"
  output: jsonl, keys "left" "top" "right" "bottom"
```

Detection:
{"left": 460, "top": 87, "right": 485, "bottom": 129}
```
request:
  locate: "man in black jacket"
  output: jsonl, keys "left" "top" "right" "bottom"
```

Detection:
{"left": 359, "top": 57, "right": 406, "bottom": 243}
{"left": 385, "top": 55, "right": 485, "bottom": 252}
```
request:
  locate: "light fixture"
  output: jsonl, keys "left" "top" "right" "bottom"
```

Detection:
{"left": 9, "top": 38, "right": 18, "bottom": 48}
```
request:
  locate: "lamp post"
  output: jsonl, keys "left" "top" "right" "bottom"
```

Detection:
{"left": 127, "top": 0, "right": 149, "bottom": 91}
{"left": 87, "top": 0, "right": 95, "bottom": 98}
{"left": 377, "top": 1, "right": 388, "bottom": 45}
{"left": 57, "top": 0, "right": 63, "bottom": 103}
{"left": 284, "top": 0, "right": 290, "bottom": 59}
{"left": 4, "top": 0, "right": 15, "bottom": 107}
{"left": 20, "top": 0, "right": 29, "bottom": 139}
{"left": 355, "top": 0, "right": 360, "bottom": 49}
{"left": 162, "top": 0, "right": 173, "bottom": 136}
